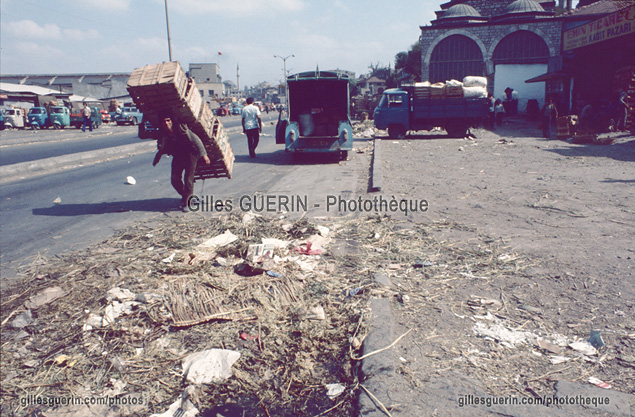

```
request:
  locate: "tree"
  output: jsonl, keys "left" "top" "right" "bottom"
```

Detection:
{"left": 395, "top": 42, "right": 422, "bottom": 83}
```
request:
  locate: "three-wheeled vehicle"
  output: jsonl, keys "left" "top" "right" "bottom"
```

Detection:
{"left": 3, "top": 108, "right": 26, "bottom": 129}
{"left": 49, "top": 106, "right": 71, "bottom": 129}
{"left": 277, "top": 70, "right": 353, "bottom": 160}
{"left": 27, "top": 107, "right": 51, "bottom": 129}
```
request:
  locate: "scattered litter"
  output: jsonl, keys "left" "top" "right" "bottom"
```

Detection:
{"left": 162, "top": 253, "right": 176, "bottom": 263}
{"left": 234, "top": 262, "right": 265, "bottom": 277}
{"left": 473, "top": 318, "right": 536, "bottom": 348}
{"left": 300, "top": 306, "right": 326, "bottom": 321}
{"left": 569, "top": 341, "right": 597, "bottom": 356}
{"left": 266, "top": 271, "right": 283, "bottom": 278}
{"left": 54, "top": 354, "right": 78, "bottom": 368}
{"left": 247, "top": 243, "right": 275, "bottom": 262}
{"left": 342, "top": 287, "right": 363, "bottom": 298}
{"left": 292, "top": 241, "right": 322, "bottom": 255}
{"left": 11, "top": 310, "right": 33, "bottom": 328}
{"left": 240, "top": 332, "right": 259, "bottom": 342}
{"left": 197, "top": 230, "right": 238, "bottom": 250}
{"left": 325, "top": 383, "right": 346, "bottom": 398}
{"left": 549, "top": 356, "right": 570, "bottom": 365}
{"left": 107, "top": 287, "right": 136, "bottom": 302}
{"left": 537, "top": 338, "right": 562, "bottom": 354}
{"left": 588, "top": 377, "right": 611, "bottom": 389}
{"left": 182, "top": 349, "right": 241, "bottom": 384}
{"left": 126, "top": 176, "right": 136, "bottom": 185}
{"left": 53, "top": 196, "right": 62, "bottom": 204}
{"left": 468, "top": 297, "right": 502, "bottom": 310}
{"left": 25, "top": 286, "right": 67, "bottom": 309}
{"left": 588, "top": 330, "right": 605, "bottom": 349}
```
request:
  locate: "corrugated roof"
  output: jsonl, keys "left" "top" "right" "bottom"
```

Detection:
{"left": 0, "top": 82, "right": 59, "bottom": 95}
{"left": 564, "top": 0, "right": 633, "bottom": 17}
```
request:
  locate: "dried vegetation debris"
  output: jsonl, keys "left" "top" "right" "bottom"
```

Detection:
{"left": 1, "top": 212, "right": 384, "bottom": 416}
{"left": 2, "top": 212, "right": 634, "bottom": 416}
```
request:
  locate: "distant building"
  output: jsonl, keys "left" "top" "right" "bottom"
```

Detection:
{"left": 188, "top": 63, "right": 224, "bottom": 101}
{"left": 420, "top": 0, "right": 566, "bottom": 112}
{"left": 358, "top": 76, "right": 387, "bottom": 96}
{"left": 0, "top": 73, "right": 131, "bottom": 102}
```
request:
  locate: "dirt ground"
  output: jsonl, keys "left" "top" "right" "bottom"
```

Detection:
{"left": 366, "top": 117, "right": 635, "bottom": 416}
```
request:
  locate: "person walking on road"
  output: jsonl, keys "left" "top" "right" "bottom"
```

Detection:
{"left": 81, "top": 102, "right": 93, "bottom": 132}
{"left": 242, "top": 97, "right": 262, "bottom": 158}
{"left": 157, "top": 114, "right": 210, "bottom": 211}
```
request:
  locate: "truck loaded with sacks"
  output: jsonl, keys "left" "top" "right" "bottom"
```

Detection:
{"left": 373, "top": 76, "right": 489, "bottom": 138}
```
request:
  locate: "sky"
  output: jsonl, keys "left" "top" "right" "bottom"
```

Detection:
{"left": 0, "top": 0, "right": 441, "bottom": 88}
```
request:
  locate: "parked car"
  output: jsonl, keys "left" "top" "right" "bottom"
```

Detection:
{"left": 3, "top": 108, "right": 26, "bottom": 129}
{"left": 231, "top": 105, "right": 243, "bottom": 115}
{"left": 116, "top": 106, "right": 143, "bottom": 125}
{"left": 27, "top": 107, "right": 51, "bottom": 129}
{"left": 138, "top": 115, "right": 160, "bottom": 139}
{"left": 70, "top": 106, "right": 102, "bottom": 129}
{"left": 49, "top": 106, "right": 70, "bottom": 129}
{"left": 100, "top": 110, "right": 111, "bottom": 123}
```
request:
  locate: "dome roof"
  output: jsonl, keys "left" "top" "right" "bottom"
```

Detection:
{"left": 505, "top": 0, "right": 545, "bottom": 14}
{"left": 441, "top": 3, "right": 482, "bottom": 19}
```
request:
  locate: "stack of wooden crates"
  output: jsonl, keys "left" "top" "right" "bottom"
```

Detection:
{"left": 126, "top": 61, "right": 234, "bottom": 179}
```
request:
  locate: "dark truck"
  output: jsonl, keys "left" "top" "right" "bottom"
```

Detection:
{"left": 277, "top": 70, "right": 353, "bottom": 160}
{"left": 373, "top": 84, "right": 488, "bottom": 138}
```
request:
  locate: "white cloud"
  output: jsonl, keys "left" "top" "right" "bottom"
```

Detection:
{"left": 65, "top": 0, "right": 131, "bottom": 12}
{"left": 5, "top": 20, "right": 62, "bottom": 40}
{"left": 167, "top": 0, "right": 306, "bottom": 15}
{"left": 3, "top": 20, "right": 100, "bottom": 42}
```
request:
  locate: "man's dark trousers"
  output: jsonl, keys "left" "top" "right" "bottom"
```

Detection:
{"left": 246, "top": 128, "right": 259, "bottom": 157}
{"left": 171, "top": 152, "right": 198, "bottom": 205}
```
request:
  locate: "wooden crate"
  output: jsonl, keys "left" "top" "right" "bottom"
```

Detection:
{"left": 174, "top": 79, "right": 203, "bottom": 123}
{"left": 194, "top": 118, "right": 235, "bottom": 179}
{"left": 127, "top": 62, "right": 189, "bottom": 114}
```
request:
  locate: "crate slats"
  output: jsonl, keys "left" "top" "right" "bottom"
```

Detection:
{"left": 126, "top": 62, "right": 234, "bottom": 179}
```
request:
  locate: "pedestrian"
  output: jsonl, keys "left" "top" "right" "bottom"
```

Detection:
{"left": 487, "top": 93, "right": 496, "bottom": 130}
{"left": 156, "top": 113, "right": 210, "bottom": 211}
{"left": 541, "top": 97, "right": 558, "bottom": 139}
{"left": 81, "top": 102, "right": 93, "bottom": 132}
{"left": 616, "top": 89, "right": 631, "bottom": 131}
{"left": 503, "top": 87, "right": 519, "bottom": 116}
{"left": 495, "top": 99, "right": 505, "bottom": 126}
{"left": 242, "top": 97, "right": 262, "bottom": 158}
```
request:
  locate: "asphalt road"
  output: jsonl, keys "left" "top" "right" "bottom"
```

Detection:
{"left": 0, "top": 117, "right": 248, "bottom": 166}
{"left": 0, "top": 115, "right": 366, "bottom": 281}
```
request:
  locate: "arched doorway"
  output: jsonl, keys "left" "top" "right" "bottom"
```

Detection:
{"left": 429, "top": 34, "right": 484, "bottom": 83}
{"left": 492, "top": 30, "right": 550, "bottom": 113}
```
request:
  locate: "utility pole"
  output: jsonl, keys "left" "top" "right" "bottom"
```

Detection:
{"left": 164, "top": 0, "right": 173, "bottom": 61}
{"left": 274, "top": 54, "right": 294, "bottom": 106}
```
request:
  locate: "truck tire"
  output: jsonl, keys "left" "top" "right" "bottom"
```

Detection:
{"left": 388, "top": 125, "right": 406, "bottom": 139}
{"left": 446, "top": 122, "right": 467, "bottom": 138}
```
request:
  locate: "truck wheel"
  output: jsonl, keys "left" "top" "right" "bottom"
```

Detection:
{"left": 388, "top": 125, "right": 406, "bottom": 139}
{"left": 340, "top": 150, "right": 348, "bottom": 160}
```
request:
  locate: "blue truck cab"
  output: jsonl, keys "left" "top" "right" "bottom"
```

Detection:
{"left": 374, "top": 86, "right": 488, "bottom": 138}
{"left": 279, "top": 71, "right": 353, "bottom": 160}
{"left": 49, "top": 106, "right": 70, "bottom": 129}
{"left": 27, "top": 107, "right": 50, "bottom": 129}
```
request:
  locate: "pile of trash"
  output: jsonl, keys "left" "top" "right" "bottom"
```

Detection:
{"left": 1, "top": 212, "right": 378, "bottom": 416}
{"left": 353, "top": 120, "right": 380, "bottom": 139}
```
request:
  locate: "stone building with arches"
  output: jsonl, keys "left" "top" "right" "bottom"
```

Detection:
{"left": 419, "top": 0, "right": 568, "bottom": 113}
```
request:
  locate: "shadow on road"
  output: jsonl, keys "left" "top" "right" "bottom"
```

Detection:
{"left": 32, "top": 198, "right": 180, "bottom": 216}
{"left": 234, "top": 150, "right": 345, "bottom": 166}
{"left": 543, "top": 139, "right": 635, "bottom": 163}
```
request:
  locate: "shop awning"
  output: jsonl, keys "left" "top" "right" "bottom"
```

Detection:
{"left": 525, "top": 71, "right": 570, "bottom": 83}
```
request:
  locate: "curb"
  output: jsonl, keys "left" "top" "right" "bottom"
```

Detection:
{"left": 370, "top": 138, "right": 382, "bottom": 192}
{"left": 0, "top": 142, "right": 156, "bottom": 185}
